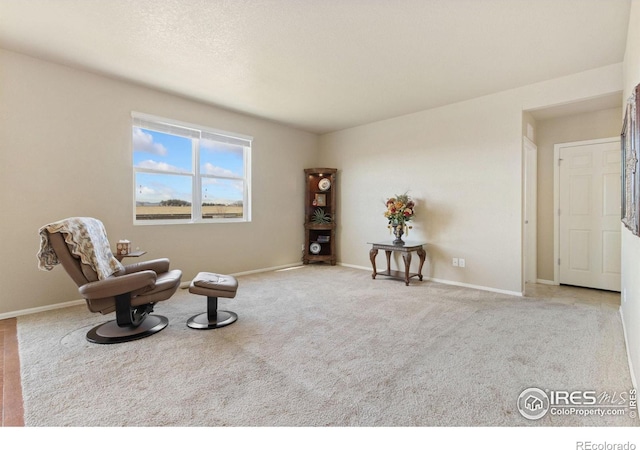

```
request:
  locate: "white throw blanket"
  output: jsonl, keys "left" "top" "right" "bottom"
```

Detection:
{"left": 37, "top": 217, "right": 124, "bottom": 280}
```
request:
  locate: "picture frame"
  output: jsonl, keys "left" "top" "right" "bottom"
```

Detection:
{"left": 314, "top": 193, "right": 326, "bottom": 207}
{"left": 622, "top": 84, "right": 640, "bottom": 236}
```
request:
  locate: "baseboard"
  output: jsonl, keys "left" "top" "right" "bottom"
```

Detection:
{"left": 619, "top": 306, "right": 638, "bottom": 390}
{"left": 338, "top": 262, "right": 371, "bottom": 271}
{"left": 0, "top": 298, "right": 85, "bottom": 320}
{"left": 535, "top": 279, "right": 558, "bottom": 286}
{"left": 428, "top": 277, "right": 523, "bottom": 297}
{"left": 339, "top": 263, "right": 523, "bottom": 297}
{"left": 235, "top": 262, "right": 304, "bottom": 276}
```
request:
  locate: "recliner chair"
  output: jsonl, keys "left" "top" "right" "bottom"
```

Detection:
{"left": 38, "top": 217, "right": 182, "bottom": 344}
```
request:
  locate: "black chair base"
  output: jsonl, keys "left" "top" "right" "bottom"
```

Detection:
{"left": 187, "top": 295, "right": 237, "bottom": 330}
{"left": 187, "top": 310, "right": 237, "bottom": 329}
{"left": 86, "top": 314, "right": 168, "bottom": 344}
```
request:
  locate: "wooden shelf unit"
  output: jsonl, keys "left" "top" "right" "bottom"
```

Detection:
{"left": 303, "top": 168, "right": 337, "bottom": 265}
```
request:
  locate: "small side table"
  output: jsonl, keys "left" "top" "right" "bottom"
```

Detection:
{"left": 115, "top": 250, "right": 146, "bottom": 262}
{"left": 368, "top": 241, "right": 426, "bottom": 286}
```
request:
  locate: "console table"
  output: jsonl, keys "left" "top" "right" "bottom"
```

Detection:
{"left": 368, "top": 241, "right": 426, "bottom": 286}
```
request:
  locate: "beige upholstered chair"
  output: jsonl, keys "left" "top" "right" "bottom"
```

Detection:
{"left": 38, "top": 217, "right": 182, "bottom": 344}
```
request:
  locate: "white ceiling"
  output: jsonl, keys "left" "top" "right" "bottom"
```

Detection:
{"left": 0, "top": 0, "right": 632, "bottom": 134}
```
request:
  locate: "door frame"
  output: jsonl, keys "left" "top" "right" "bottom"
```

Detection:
{"left": 523, "top": 136, "right": 538, "bottom": 286}
{"left": 553, "top": 136, "right": 621, "bottom": 285}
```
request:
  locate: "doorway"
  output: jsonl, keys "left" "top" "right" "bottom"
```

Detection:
{"left": 554, "top": 137, "right": 621, "bottom": 292}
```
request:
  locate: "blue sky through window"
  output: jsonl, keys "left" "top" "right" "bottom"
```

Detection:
{"left": 133, "top": 128, "right": 192, "bottom": 173}
{"left": 135, "top": 172, "right": 192, "bottom": 204}
{"left": 133, "top": 127, "right": 245, "bottom": 205}
{"left": 200, "top": 138, "right": 244, "bottom": 178}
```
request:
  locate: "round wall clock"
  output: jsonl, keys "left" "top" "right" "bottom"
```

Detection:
{"left": 318, "top": 178, "right": 331, "bottom": 191}
{"left": 310, "top": 242, "right": 321, "bottom": 254}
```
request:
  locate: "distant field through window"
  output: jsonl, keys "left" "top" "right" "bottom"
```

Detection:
{"left": 132, "top": 113, "right": 252, "bottom": 224}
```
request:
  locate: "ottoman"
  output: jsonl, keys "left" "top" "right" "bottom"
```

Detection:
{"left": 188, "top": 272, "right": 238, "bottom": 329}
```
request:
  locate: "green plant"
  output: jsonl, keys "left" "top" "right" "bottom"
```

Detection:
{"left": 311, "top": 208, "right": 332, "bottom": 224}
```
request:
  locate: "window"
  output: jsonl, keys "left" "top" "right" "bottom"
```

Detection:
{"left": 132, "top": 113, "right": 252, "bottom": 224}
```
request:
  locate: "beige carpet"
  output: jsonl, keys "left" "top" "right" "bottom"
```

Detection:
{"left": 17, "top": 265, "right": 636, "bottom": 426}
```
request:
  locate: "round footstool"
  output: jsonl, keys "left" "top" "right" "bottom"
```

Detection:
{"left": 188, "top": 272, "right": 238, "bottom": 329}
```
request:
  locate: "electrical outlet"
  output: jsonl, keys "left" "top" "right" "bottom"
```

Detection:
{"left": 452, "top": 258, "right": 459, "bottom": 267}
{"left": 459, "top": 258, "right": 465, "bottom": 268}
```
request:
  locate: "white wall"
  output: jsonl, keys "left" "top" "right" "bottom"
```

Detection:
{"left": 621, "top": 0, "right": 640, "bottom": 388}
{"left": 319, "top": 64, "right": 623, "bottom": 295}
{"left": 0, "top": 49, "right": 319, "bottom": 316}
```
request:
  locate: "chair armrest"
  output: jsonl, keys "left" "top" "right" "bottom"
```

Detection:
{"left": 79, "top": 270, "right": 157, "bottom": 300}
{"left": 122, "top": 258, "right": 170, "bottom": 275}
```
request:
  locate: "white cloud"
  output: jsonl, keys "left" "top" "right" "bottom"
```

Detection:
{"left": 136, "top": 181, "right": 189, "bottom": 204}
{"left": 137, "top": 185, "right": 157, "bottom": 197}
{"left": 136, "top": 159, "right": 189, "bottom": 173}
{"left": 202, "top": 162, "right": 238, "bottom": 177}
{"left": 133, "top": 128, "right": 168, "bottom": 155}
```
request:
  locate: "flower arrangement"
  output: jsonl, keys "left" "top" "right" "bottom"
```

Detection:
{"left": 384, "top": 192, "right": 415, "bottom": 225}
{"left": 384, "top": 193, "right": 415, "bottom": 244}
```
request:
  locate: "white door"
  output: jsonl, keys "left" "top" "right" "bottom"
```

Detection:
{"left": 524, "top": 137, "right": 537, "bottom": 284}
{"left": 558, "top": 138, "right": 621, "bottom": 292}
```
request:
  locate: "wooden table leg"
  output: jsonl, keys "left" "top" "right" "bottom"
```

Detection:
{"left": 385, "top": 250, "right": 392, "bottom": 275}
{"left": 417, "top": 247, "right": 426, "bottom": 281}
{"left": 402, "top": 251, "right": 412, "bottom": 285}
{"left": 369, "top": 248, "right": 379, "bottom": 279}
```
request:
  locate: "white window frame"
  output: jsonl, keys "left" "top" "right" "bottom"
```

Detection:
{"left": 132, "top": 112, "right": 252, "bottom": 225}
